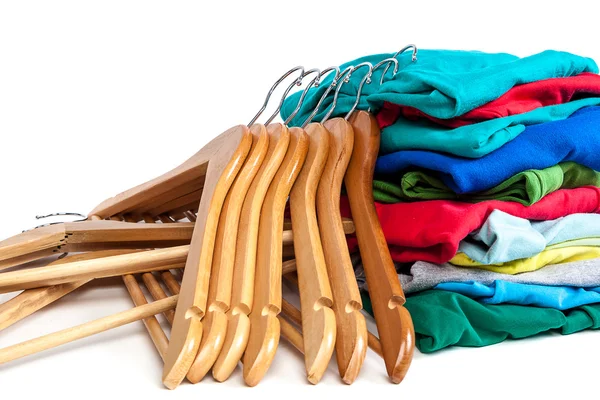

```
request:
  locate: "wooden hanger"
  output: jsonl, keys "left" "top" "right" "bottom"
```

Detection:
{"left": 345, "top": 110, "right": 414, "bottom": 384}
{"left": 0, "top": 219, "right": 194, "bottom": 271}
{"left": 0, "top": 244, "right": 189, "bottom": 294}
{"left": 212, "top": 123, "right": 291, "bottom": 382}
{"left": 242, "top": 127, "right": 309, "bottom": 386}
{"left": 160, "top": 124, "right": 253, "bottom": 389}
{"left": 289, "top": 122, "right": 336, "bottom": 384}
{"left": 186, "top": 124, "right": 269, "bottom": 383}
{"left": 318, "top": 116, "right": 368, "bottom": 384}
{"left": 0, "top": 249, "right": 137, "bottom": 332}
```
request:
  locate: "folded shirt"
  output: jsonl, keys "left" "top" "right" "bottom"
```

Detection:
{"left": 434, "top": 281, "right": 600, "bottom": 310}
{"left": 280, "top": 50, "right": 598, "bottom": 127}
{"left": 341, "top": 186, "right": 600, "bottom": 264}
{"left": 376, "top": 73, "right": 600, "bottom": 129}
{"left": 380, "top": 97, "right": 600, "bottom": 158}
{"left": 361, "top": 290, "right": 600, "bottom": 353}
{"left": 375, "top": 106, "right": 600, "bottom": 194}
{"left": 460, "top": 211, "right": 600, "bottom": 264}
{"left": 372, "top": 162, "right": 600, "bottom": 206}
{"left": 450, "top": 246, "right": 600, "bottom": 274}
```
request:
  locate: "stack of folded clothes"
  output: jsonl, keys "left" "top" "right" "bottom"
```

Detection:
{"left": 282, "top": 49, "right": 600, "bottom": 353}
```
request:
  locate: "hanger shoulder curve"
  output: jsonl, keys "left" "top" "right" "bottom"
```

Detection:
{"left": 212, "top": 123, "right": 290, "bottom": 382}
{"left": 186, "top": 124, "right": 269, "bottom": 383}
{"left": 243, "top": 126, "right": 309, "bottom": 387}
{"left": 320, "top": 117, "right": 368, "bottom": 384}
{"left": 289, "top": 122, "right": 336, "bottom": 384}
{"left": 162, "top": 125, "right": 253, "bottom": 390}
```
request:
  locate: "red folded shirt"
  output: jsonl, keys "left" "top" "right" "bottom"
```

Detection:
{"left": 376, "top": 73, "right": 600, "bottom": 129}
{"left": 341, "top": 186, "right": 600, "bottom": 264}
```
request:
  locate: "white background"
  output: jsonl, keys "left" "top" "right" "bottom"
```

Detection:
{"left": 1, "top": 0, "right": 599, "bottom": 398}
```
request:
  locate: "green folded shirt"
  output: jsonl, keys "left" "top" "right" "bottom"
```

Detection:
{"left": 372, "top": 162, "right": 600, "bottom": 206}
{"left": 362, "top": 290, "right": 600, "bottom": 353}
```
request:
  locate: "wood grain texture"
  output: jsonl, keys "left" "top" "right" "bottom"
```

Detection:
{"left": 345, "top": 111, "right": 414, "bottom": 384}
{"left": 289, "top": 123, "right": 335, "bottom": 384}
{"left": 0, "top": 245, "right": 189, "bottom": 294}
{"left": 123, "top": 274, "right": 170, "bottom": 360}
{"left": 212, "top": 123, "right": 290, "bottom": 383}
{"left": 242, "top": 127, "right": 309, "bottom": 387}
{"left": 162, "top": 125, "right": 253, "bottom": 390}
{"left": 0, "top": 249, "right": 135, "bottom": 332}
{"left": 187, "top": 124, "right": 269, "bottom": 383}
{"left": 0, "top": 295, "right": 178, "bottom": 365}
{"left": 320, "top": 118, "right": 367, "bottom": 384}
{"left": 0, "top": 220, "right": 193, "bottom": 270}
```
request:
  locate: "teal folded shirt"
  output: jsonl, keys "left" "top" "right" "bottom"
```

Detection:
{"left": 380, "top": 97, "right": 600, "bottom": 157}
{"left": 281, "top": 49, "right": 598, "bottom": 127}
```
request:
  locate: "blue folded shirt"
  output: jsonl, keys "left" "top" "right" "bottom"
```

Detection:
{"left": 375, "top": 106, "right": 600, "bottom": 194}
{"left": 435, "top": 280, "right": 600, "bottom": 310}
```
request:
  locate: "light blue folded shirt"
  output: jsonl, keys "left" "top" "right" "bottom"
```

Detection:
{"left": 435, "top": 280, "right": 600, "bottom": 310}
{"left": 459, "top": 211, "right": 600, "bottom": 264}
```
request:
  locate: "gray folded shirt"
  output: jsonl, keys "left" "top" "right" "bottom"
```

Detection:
{"left": 352, "top": 254, "right": 600, "bottom": 294}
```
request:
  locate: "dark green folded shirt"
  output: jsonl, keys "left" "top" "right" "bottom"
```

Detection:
{"left": 372, "top": 162, "right": 600, "bottom": 206}
{"left": 362, "top": 290, "right": 600, "bottom": 353}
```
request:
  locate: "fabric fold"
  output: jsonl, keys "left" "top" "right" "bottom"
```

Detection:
{"left": 375, "top": 107, "right": 600, "bottom": 195}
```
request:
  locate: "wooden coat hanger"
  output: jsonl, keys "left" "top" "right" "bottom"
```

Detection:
{"left": 289, "top": 120, "right": 336, "bottom": 384}
{"left": 242, "top": 126, "right": 309, "bottom": 386}
{"left": 0, "top": 219, "right": 194, "bottom": 271}
{"left": 298, "top": 67, "right": 370, "bottom": 384}
{"left": 185, "top": 124, "right": 269, "bottom": 383}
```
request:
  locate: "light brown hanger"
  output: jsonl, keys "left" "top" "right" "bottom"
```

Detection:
{"left": 300, "top": 67, "right": 369, "bottom": 384}
{"left": 242, "top": 126, "right": 309, "bottom": 386}
{"left": 0, "top": 219, "right": 193, "bottom": 271}
{"left": 289, "top": 121, "right": 336, "bottom": 384}
{"left": 0, "top": 244, "right": 188, "bottom": 294}
{"left": 161, "top": 66, "right": 309, "bottom": 389}
{"left": 211, "top": 86, "right": 295, "bottom": 383}
{"left": 185, "top": 124, "right": 269, "bottom": 383}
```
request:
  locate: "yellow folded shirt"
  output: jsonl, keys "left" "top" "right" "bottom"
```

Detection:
{"left": 449, "top": 246, "right": 600, "bottom": 274}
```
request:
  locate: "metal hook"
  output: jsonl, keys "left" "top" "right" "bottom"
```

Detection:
{"left": 248, "top": 66, "right": 305, "bottom": 126}
{"left": 281, "top": 68, "right": 322, "bottom": 125}
{"left": 298, "top": 66, "right": 341, "bottom": 128}
{"left": 320, "top": 65, "right": 357, "bottom": 124}
{"left": 22, "top": 212, "right": 87, "bottom": 232}
{"left": 350, "top": 58, "right": 400, "bottom": 116}
{"left": 264, "top": 68, "right": 320, "bottom": 125}
{"left": 380, "top": 44, "right": 417, "bottom": 83}
{"left": 343, "top": 63, "right": 375, "bottom": 120}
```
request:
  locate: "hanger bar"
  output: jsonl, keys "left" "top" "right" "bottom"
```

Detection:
{"left": 0, "top": 245, "right": 189, "bottom": 294}
{"left": 0, "top": 295, "right": 178, "bottom": 365}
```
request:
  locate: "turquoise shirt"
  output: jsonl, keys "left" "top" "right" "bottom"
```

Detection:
{"left": 281, "top": 49, "right": 598, "bottom": 126}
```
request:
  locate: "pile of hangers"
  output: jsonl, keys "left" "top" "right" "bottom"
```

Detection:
{"left": 0, "top": 47, "right": 417, "bottom": 388}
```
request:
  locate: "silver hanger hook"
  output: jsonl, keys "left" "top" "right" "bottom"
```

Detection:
{"left": 381, "top": 44, "right": 417, "bottom": 83}
{"left": 264, "top": 68, "right": 320, "bottom": 125}
{"left": 22, "top": 212, "right": 87, "bottom": 232}
{"left": 248, "top": 66, "right": 305, "bottom": 126}
{"left": 299, "top": 66, "right": 340, "bottom": 128}
{"left": 363, "top": 57, "right": 400, "bottom": 113}
{"left": 320, "top": 65, "right": 357, "bottom": 124}
{"left": 343, "top": 62, "right": 375, "bottom": 120}
{"left": 281, "top": 68, "right": 322, "bottom": 125}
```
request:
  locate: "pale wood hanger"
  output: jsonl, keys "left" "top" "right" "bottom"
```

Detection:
{"left": 318, "top": 117, "right": 368, "bottom": 384}
{"left": 243, "top": 127, "right": 309, "bottom": 387}
{"left": 289, "top": 122, "right": 336, "bottom": 384}
{"left": 0, "top": 219, "right": 193, "bottom": 271}
{"left": 212, "top": 123, "right": 291, "bottom": 382}
{"left": 186, "top": 124, "right": 269, "bottom": 383}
